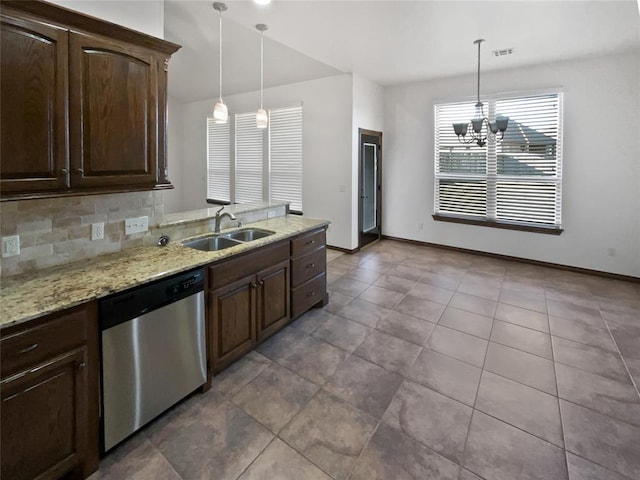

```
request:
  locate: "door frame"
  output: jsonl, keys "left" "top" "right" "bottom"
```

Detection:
{"left": 358, "top": 128, "right": 382, "bottom": 249}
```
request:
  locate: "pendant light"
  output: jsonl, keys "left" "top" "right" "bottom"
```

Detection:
{"left": 212, "top": 2, "right": 228, "bottom": 124}
{"left": 452, "top": 39, "right": 508, "bottom": 147}
{"left": 256, "top": 24, "right": 268, "bottom": 129}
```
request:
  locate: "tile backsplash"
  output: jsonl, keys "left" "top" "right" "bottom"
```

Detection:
{"left": 1, "top": 191, "right": 164, "bottom": 277}
{"left": 0, "top": 193, "right": 289, "bottom": 277}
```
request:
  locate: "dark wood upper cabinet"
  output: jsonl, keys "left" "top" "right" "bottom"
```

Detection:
{"left": 0, "top": 0, "right": 180, "bottom": 200}
{"left": 69, "top": 32, "right": 158, "bottom": 188}
{"left": 0, "top": 13, "right": 70, "bottom": 194}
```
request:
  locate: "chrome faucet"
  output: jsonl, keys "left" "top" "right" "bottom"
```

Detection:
{"left": 214, "top": 206, "right": 236, "bottom": 233}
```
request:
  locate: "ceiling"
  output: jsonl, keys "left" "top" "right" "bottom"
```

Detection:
{"left": 164, "top": 0, "right": 640, "bottom": 103}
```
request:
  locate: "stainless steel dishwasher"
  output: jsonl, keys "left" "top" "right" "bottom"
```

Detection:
{"left": 99, "top": 268, "right": 206, "bottom": 452}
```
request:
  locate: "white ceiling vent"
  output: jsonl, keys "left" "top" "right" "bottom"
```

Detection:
{"left": 492, "top": 48, "right": 514, "bottom": 57}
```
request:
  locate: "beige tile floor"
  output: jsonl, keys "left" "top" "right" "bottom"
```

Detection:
{"left": 89, "top": 240, "right": 640, "bottom": 480}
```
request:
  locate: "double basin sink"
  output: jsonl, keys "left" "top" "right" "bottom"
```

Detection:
{"left": 182, "top": 228, "right": 275, "bottom": 252}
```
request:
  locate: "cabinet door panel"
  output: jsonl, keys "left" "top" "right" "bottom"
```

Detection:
{"left": 257, "top": 260, "right": 290, "bottom": 342}
{"left": 0, "top": 13, "right": 69, "bottom": 194}
{"left": 70, "top": 32, "right": 158, "bottom": 187}
{"left": 210, "top": 275, "right": 256, "bottom": 373}
{"left": 1, "top": 348, "right": 87, "bottom": 480}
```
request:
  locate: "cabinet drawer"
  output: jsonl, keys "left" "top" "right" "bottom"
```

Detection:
{"left": 1, "top": 307, "right": 87, "bottom": 377}
{"left": 208, "top": 241, "right": 289, "bottom": 291}
{"left": 291, "top": 229, "right": 325, "bottom": 258}
{"left": 291, "top": 273, "right": 326, "bottom": 319}
{"left": 291, "top": 247, "right": 326, "bottom": 288}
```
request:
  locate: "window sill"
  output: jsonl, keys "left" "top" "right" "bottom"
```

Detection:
{"left": 432, "top": 214, "right": 563, "bottom": 235}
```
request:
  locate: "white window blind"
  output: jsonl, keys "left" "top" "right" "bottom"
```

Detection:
{"left": 235, "top": 112, "right": 264, "bottom": 204}
{"left": 269, "top": 106, "right": 303, "bottom": 212}
{"left": 434, "top": 92, "right": 563, "bottom": 230}
{"left": 206, "top": 118, "right": 230, "bottom": 203}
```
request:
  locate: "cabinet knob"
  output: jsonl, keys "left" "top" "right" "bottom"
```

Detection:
{"left": 16, "top": 343, "right": 38, "bottom": 355}
{"left": 61, "top": 168, "right": 69, "bottom": 175}
{"left": 78, "top": 362, "right": 86, "bottom": 370}
{"left": 306, "top": 291, "right": 316, "bottom": 297}
{"left": 76, "top": 168, "right": 85, "bottom": 174}
{"left": 306, "top": 263, "right": 315, "bottom": 269}
{"left": 251, "top": 283, "right": 257, "bottom": 289}
{"left": 259, "top": 280, "right": 264, "bottom": 286}
{"left": 306, "top": 239, "right": 315, "bottom": 245}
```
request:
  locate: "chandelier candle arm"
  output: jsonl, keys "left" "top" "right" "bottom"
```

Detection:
{"left": 452, "top": 38, "right": 508, "bottom": 147}
{"left": 213, "top": 2, "right": 228, "bottom": 124}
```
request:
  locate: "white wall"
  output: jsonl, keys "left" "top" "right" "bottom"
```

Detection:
{"left": 176, "top": 74, "right": 354, "bottom": 249}
{"left": 48, "top": 0, "right": 164, "bottom": 38}
{"left": 352, "top": 74, "right": 385, "bottom": 249}
{"left": 163, "top": 95, "right": 184, "bottom": 214}
{"left": 384, "top": 50, "right": 640, "bottom": 277}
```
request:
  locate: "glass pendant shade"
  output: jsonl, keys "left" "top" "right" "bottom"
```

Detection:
{"left": 213, "top": 99, "right": 228, "bottom": 123}
{"left": 256, "top": 108, "right": 268, "bottom": 128}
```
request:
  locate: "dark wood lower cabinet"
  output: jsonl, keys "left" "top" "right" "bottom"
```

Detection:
{"left": 256, "top": 260, "right": 291, "bottom": 342}
{"left": 1, "top": 349, "right": 87, "bottom": 480}
{"left": 209, "top": 274, "right": 257, "bottom": 373}
{"left": 208, "top": 241, "right": 292, "bottom": 374}
{"left": 0, "top": 303, "right": 98, "bottom": 480}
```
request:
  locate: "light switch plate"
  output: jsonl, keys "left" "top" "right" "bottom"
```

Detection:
{"left": 125, "top": 216, "right": 149, "bottom": 235}
{"left": 2, "top": 235, "right": 20, "bottom": 257}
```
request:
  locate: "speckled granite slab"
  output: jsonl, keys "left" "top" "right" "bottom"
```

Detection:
{"left": 0, "top": 216, "right": 328, "bottom": 329}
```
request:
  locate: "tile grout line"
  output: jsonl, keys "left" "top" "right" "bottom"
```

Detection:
{"left": 597, "top": 305, "right": 640, "bottom": 401}
{"left": 546, "top": 285, "right": 571, "bottom": 480}
{"left": 451, "top": 266, "right": 506, "bottom": 479}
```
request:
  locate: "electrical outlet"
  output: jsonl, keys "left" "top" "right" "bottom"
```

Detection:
{"left": 91, "top": 222, "right": 105, "bottom": 241}
{"left": 125, "top": 216, "right": 149, "bottom": 235}
{"left": 2, "top": 235, "right": 20, "bottom": 257}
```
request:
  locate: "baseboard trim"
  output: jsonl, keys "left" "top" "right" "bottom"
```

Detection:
{"left": 381, "top": 235, "right": 639, "bottom": 283}
{"left": 327, "top": 245, "right": 360, "bottom": 254}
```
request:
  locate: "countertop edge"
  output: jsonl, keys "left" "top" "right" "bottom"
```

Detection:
{"left": 1, "top": 217, "right": 329, "bottom": 330}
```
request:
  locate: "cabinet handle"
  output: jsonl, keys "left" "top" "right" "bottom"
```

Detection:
{"left": 306, "top": 263, "right": 315, "bottom": 269}
{"left": 306, "top": 291, "right": 316, "bottom": 297}
{"left": 306, "top": 239, "right": 315, "bottom": 245}
{"left": 16, "top": 343, "right": 38, "bottom": 354}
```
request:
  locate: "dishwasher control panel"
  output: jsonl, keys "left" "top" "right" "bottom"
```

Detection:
{"left": 100, "top": 268, "right": 204, "bottom": 330}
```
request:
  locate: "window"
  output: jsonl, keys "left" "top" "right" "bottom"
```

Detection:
{"left": 206, "top": 119, "right": 230, "bottom": 203}
{"left": 434, "top": 92, "right": 563, "bottom": 233}
{"left": 270, "top": 107, "right": 303, "bottom": 212}
{"left": 206, "top": 106, "right": 303, "bottom": 212}
{"left": 235, "top": 112, "right": 264, "bottom": 204}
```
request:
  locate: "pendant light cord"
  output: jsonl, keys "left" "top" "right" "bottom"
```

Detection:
{"left": 219, "top": 10, "right": 223, "bottom": 101}
{"left": 476, "top": 41, "right": 481, "bottom": 105}
{"left": 260, "top": 30, "right": 264, "bottom": 109}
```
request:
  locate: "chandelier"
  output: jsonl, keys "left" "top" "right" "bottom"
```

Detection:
{"left": 453, "top": 39, "right": 508, "bottom": 147}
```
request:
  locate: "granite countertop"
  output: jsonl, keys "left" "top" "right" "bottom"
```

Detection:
{"left": 0, "top": 215, "right": 329, "bottom": 329}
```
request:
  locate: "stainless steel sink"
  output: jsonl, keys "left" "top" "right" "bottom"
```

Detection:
{"left": 182, "top": 235, "right": 241, "bottom": 252}
{"left": 181, "top": 228, "right": 275, "bottom": 252}
{"left": 222, "top": 228, "right": 275, "bottom": 242}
